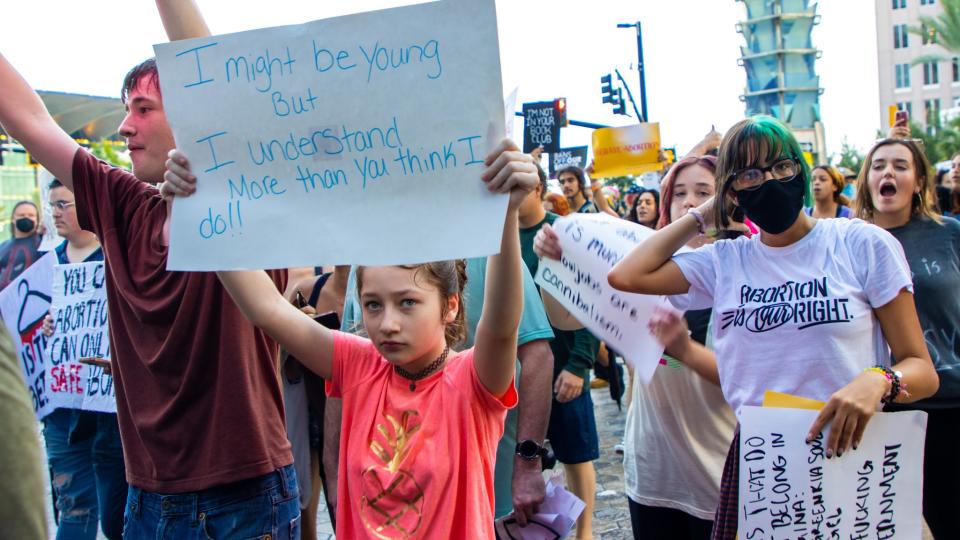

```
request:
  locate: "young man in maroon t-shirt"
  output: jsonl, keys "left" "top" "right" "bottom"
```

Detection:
{"left": 0, "top": 4, "right": 299, "bottom": 537}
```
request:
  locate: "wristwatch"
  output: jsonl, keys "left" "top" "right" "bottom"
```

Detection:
{"left": 515, "top": 439, "right": 548, "bottom": 461}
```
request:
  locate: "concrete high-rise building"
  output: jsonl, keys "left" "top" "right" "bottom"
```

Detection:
{"left": 876, "top": 0, "right": 960, "bottom": 131}
{"left": 736, "top": 0, "right": 826, "bottom": 163}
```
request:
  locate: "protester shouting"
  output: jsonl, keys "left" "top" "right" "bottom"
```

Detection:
{"left": 535, "top": 115, "right": 938, "bottom": 540}
{"left": 163, "top": 138, "right": 537, "bottom": 537}
{"left": 855, "top": 137, "right": 960, "bottom": 540}
{"left": 0, "top": 0, "right": 300, "bottom": 536}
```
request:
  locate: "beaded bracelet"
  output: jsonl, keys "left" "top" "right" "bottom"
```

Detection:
{"left": 864, "top": 366, "right": 906, "bottom": 404}
{"left": 686, "top": 208, "right": 706, "bottom": 236}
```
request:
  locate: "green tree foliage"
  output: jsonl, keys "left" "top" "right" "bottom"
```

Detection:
{"left": 89, "top": 140, "right": 131, "bottom": 170}
{"left": 909, "top": 0, "right": 960, "bottom": 64}
{"left": 832, "top": 137, "right": 865, "bottom": 175}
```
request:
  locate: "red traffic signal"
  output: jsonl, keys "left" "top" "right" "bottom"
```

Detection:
{"left": 553, "top": 97, "right": 568, "bottom": 127}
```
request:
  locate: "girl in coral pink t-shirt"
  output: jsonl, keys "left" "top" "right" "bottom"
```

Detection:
{"left": 175, "top": 139, "right": 538, "bottom": 538}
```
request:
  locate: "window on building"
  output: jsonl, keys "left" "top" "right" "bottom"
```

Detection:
{"left": 894, "top": 24, "right": 909, "bottom": 49}
{"left": 924, "top": 61, "right": 940, "bottom": 85}
{"left": 897, "top": 102, "right": 913, "bottom": 118}
{"left": 922, "top": 24, "right": 938, "bottom": 45}
{"left": 925, "top": 98, "right": 941, "bottom": 127}
{"left": 953, "top": 96, "right": 960, "bottom": 109}
{"left": 893, "top": 0, "right": 906, "bottom": 8}
{"left": 896, "top": 63, "right": 911, "bottom": 88}
{"left": 921, "top": 0, "right": 935, "bottom": 5}
{"left": 953, "top": 57, "right": 959, "bottom": 82}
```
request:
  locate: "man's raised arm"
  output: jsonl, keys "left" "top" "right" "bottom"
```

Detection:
{"left": 0, "top": 53, "right": 80, "bottom": 190}
{"left": 155, "top": 0, "right": 212, "bottom": 40}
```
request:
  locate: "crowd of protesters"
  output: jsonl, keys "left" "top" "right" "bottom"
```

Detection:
{"left": 0, "top": 2, "right": 958, "bottom": 540}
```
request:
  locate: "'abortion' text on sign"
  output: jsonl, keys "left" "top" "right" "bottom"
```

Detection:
{"left": 46, "top": 262, "right": 115, "bottom": 414}
{"left": 155, "top": 0, "right": 506, "bottom": 270}
{"left": 534, "top": 213, "right": 670, "bottom": 382}
{"left": 739, "top": 406, "right": 926, "bottom": 540}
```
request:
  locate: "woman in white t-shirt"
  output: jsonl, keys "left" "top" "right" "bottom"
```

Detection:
{"left": 625, "top": 155, "right": 737, "bottom": 539}
{"left": 535, "top": 116, "right": 939, "bottom": 540}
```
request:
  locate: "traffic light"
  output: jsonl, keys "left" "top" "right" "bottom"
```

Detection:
{"left": 613, "top": 88, "right": 627, "bottom": 116}
{"left": 553, "top": 97, "right": 568, "bottom": 127}
{"left": 600, "top": 74, "right": 615, "bottom": 104}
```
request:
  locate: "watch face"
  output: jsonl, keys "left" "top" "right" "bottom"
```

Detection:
{"left": 517, "top": 440, "right": 540, "bottom": 458}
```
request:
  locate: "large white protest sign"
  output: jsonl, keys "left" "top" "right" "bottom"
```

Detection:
{"left": 534, "top": 213, "right": 669, "bottom": 382}
{"left": 739, "top": 406, "right": 926, "bottom": 539}
{"left": 0, "top": 252, "right": 55, "bottom": 419}
{"left": 46, "top": 262, "right": 115, "bottom": 413}
{"left": 155, "top": 0, "right": 506, "bottom": 270}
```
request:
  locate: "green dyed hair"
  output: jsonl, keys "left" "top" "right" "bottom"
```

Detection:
{"left": 714, "top": 116, "right": 812, "bottom": 228}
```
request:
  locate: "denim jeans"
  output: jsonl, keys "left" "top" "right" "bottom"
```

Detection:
{"left": 122, "top": 464, "right": 300, "bottom": 540}
{"left": 44, "top": 408, "right": 128, "bottom": 540}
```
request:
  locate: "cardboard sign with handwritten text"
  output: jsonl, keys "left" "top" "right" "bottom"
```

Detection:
{"left": 0, "top": 253, "right": 55, "bottom": 419}
{"left": 155, "top": 0, "right": 506, "bottom": 270}
{"left": 739, "top": 406, "right": 926, "bottom": 539}
{"left": 534, "top": 213, "right": 669, "bottom": 382}
{"left": 46, "top": 262, "right": 115, "bottom": 413}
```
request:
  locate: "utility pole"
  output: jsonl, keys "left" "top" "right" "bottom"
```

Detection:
{"left": 617, "top": 21, "right": 648, "bottom": 122}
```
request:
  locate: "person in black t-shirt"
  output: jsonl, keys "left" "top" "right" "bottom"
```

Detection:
{"left": 0, "top": 200, "right": 42, "bottom": 291}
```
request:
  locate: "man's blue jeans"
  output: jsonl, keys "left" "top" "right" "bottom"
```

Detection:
{"left": 44, "top": 408, "right": 128, "bottom": 540}
{"left": 122, "top": 464, "right": 300, "bottom": 539}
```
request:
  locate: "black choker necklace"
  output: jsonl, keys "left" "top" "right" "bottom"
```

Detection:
{"left": 394, "top": 347, "right": 450, "bottom": 391}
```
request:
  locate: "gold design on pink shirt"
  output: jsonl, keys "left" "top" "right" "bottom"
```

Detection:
{"left": 360, "top": 410, "right": 425, "bottom": 539}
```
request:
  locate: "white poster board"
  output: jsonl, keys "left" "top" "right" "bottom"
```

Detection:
{"left": 46, "top": 262, "right": 115, "bottom": 413}
{"left": 534, "top": 213, "right": 669, "bottom": 382}
{"left": 739, "top": 406, "right": 926, "bottom": 539}
{"left": 154, "top": 0, "right": 506, "bottom": 270}
{"left": 0, "top": 252, "right": 55, "bottom": 419}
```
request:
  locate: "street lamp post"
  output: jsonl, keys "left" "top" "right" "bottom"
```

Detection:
{"left": 617, "top": 21, "right": 648, "bottom": 122}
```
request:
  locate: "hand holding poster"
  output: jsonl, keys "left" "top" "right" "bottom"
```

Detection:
{"left": 154, "top": 0, "right": 506, "bottom": 270}
{"left": 534, "top": 213, "right": 669, "bottom": 382}
{"left": 0, "top": 252, "right": 55, "bottom": 418}
{"left": 739, "top": 406, "right": 926, "bottom": 539}
{"left": 46, "top": 262, "right": 115, "bottom": 414}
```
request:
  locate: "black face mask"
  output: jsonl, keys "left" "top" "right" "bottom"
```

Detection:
{"left": 733, "top": 173, "right": 805, "bottom": 234}
{"left": 14, "top": 218, "right": 35, "bottom": 234}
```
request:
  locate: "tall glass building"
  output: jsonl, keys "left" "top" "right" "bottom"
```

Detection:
{"left": 737, "top": 0, "right": 826, "bottom": 162}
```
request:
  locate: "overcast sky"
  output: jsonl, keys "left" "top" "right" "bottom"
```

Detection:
{"left": 2, "top": 0, "right": 878, "bottom": 158}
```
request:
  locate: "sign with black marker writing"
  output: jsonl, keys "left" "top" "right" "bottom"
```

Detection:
{"left": 549, "top": 146, "right": 589, "bottom": 179}
{"left": 739, "top": 406, "right": 925, "bottom": 539}
{"left": 522, "top": 101, "right": 560, "bottom": 153}
{"left": 155, "top": 0, "right": 505, "bottom": 270}
{"left": 534, "top": 213, "right": 670, "bottom": 382}
{"left": 46, "top": 262, "right": 115, "bottom": 413}
{"left": 0, "top": 252, "right": 55, "bottom": 419}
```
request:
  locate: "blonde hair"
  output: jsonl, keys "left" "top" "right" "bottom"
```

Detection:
{"left": 854, "top": 139, "right": 941, "bottom": 223}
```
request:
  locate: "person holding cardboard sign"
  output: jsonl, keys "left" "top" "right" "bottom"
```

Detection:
{"left": 855, "top": 136, "right": 960, "bottom": 540}
{"left": 39, "top": 178, "right": 128, "bottom": 540}
{"left": 537, "top": 116, "right": 939, "bottom": 540}
{"left": 0, "top": 2, "right": 300, "bottom": 538}
{"left": 163, "top": 137, "right": 536, "bottom": 538}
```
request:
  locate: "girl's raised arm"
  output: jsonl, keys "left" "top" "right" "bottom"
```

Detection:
{"left": 607, "top": 198, "right": 714, "bottom": 295}
{"left": 473, "top": 139, "right": 538, "bottom": 396}
{"left": 217, "top": 270, "right": 334, "bottom": 379}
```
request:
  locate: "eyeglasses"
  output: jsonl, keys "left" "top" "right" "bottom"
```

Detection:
{"left": 729, "top": 157, "right": 799, "bottom": 191}
{"left": 46, "top": 201, "right": 76, "bottom": 212}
